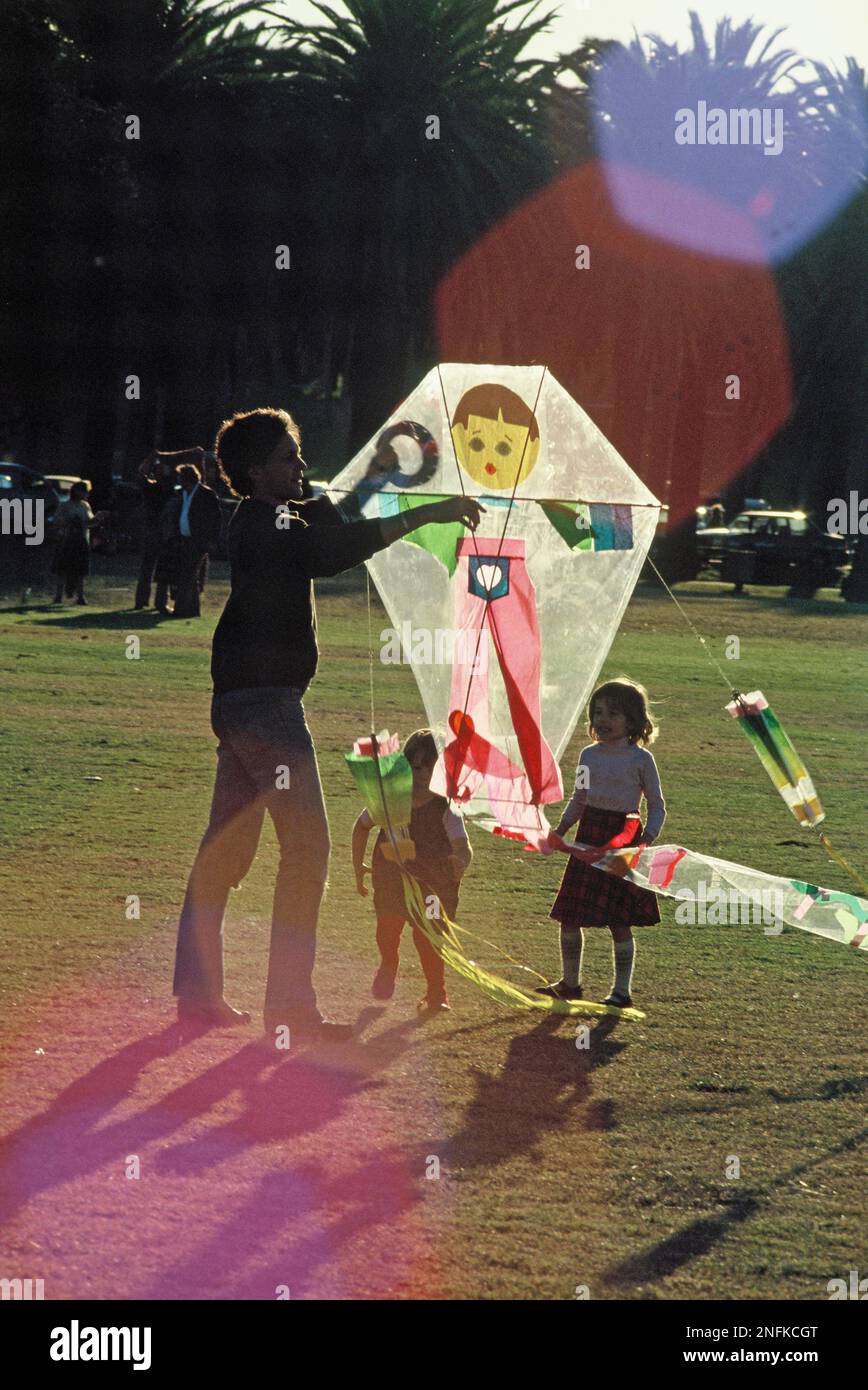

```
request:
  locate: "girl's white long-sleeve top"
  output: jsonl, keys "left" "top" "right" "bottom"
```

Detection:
{"left": 556, "top": 739, "right": 666, "bottom": 841}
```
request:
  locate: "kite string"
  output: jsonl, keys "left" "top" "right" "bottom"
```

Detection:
{"left": 646, "top": 555, "right": 868, "bottom": 894}
{"left": 645, "top": 552, "right": 738, "bottom": 695}
{"left": 365, "top": 567, "right": 375, "bottom": 733}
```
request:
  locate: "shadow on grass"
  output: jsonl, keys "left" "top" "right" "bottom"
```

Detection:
{"left": 0, "top": 1010, "right": 419, "bottom": 1228}
{"left": 33, "top": 609, "right": 182, "bottom": 630}
{"left": 657, "top": 1072, "right": 868, "bottom": 1119}
{"left": 144, "top": 1149, "right": 426, "bottom": 1299}
{"left": 634, "top": 580, "right": 863, "bottom": 618}
{"left": 601, "top": 1124, "right": 867, "bottom": 1290}
{"left": 439, "top": 1013, "right": 628, "bottom": 1173}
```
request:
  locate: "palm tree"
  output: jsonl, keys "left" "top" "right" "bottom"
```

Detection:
{"left": 269, "top": 0, "right": 560, "bottom": 447}
{"left": 773, "top": 59, "right": 868, "bottom": 597}
{"left": 1, "top": 1, "right": 296, "bottom": 487}
{"left": 438, "top": 13, "right": 866, "bottom": 583}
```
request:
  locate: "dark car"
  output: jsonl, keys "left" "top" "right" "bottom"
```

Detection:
{"left": 696, "top": 510, "right": 849, "bottom": 591}
{"left": 0, "top": 461, "right": 62, "bottom": 523}
{"left": 0, "top": 462, "right": 62, "bottom": 591}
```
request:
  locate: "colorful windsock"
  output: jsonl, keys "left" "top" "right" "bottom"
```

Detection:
{"left": 726, "top": 690, "right": 824, "bottom": 827}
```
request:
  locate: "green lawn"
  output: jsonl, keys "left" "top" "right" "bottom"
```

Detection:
{"left": 0, "top": 566, "right": 865, "bottom": 1300}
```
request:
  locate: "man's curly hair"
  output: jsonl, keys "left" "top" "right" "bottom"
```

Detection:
{"left": 214, "top": 408, "right": 300, "bottom": 497}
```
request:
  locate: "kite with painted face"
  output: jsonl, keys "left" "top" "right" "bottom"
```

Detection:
{"left": 329, "top": 364, "right": 659, "bottom": 842}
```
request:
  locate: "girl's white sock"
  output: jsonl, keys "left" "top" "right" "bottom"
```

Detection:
{"left": 560, "top": 926, "right": 583, "bottom": 987}
{"left": 612, "top": 937, "right": 635, "bottom": 996}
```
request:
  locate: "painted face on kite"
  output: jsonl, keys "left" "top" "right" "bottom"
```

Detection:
{"left": 451, "top": 385, "right": 541, "bottom": 490}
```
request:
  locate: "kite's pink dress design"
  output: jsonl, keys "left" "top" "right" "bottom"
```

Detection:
{"left": 436, "top": 536, "right": 562, "bottom": 833}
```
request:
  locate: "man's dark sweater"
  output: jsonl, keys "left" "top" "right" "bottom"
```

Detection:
{"left": 212, "top": 495, "right": 388, "bottom": 694}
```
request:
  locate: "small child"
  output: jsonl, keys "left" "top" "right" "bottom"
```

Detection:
{"left": 352, "top": 729, "right": 472, "bottom": 1012}
{"left": 538, "top": 678, "right": 665, "bottom": 1008}
{"left": 51, "top": 480, "right": 99, "bottom": 604}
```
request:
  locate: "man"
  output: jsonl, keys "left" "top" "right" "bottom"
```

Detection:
{"left": 172, "top": 406, "right": 482, "bottom": 1037}
{"left": 134, "top": 450, "right": 180, "bottom": 611}
{"left": 171, "top": 462, "right": 221, "bottom": 618}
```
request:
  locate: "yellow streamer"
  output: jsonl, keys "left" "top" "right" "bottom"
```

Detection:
{"left": 399, "top": 870, "right": 646, "bottom": 1022}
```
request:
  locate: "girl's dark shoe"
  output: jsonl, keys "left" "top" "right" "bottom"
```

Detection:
{"left": 177, "top": 999, "right": 251, "bottom": 1028}
{"left": 604, "top": 991, "right": 633, "bottom": 1008}
{"left": 535, "top": 979, "right": 583, "bottom": 1000}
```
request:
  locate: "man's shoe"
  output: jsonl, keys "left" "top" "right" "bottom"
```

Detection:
{"left": 263, "top": 1012, "right": 353, "bottom": 1042}
{"left": 372, "top": 965, "right": 397, "bottom": 1000}
{"left": 177, "top": 999, "right": 251, "bottom": 1028}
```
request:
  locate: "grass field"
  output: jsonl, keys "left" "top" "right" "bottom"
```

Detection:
{"left": 1, "top": 563, "right": 866, "bottom": 1300}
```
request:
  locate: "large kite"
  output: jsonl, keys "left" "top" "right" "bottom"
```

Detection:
{"left": 332, "top": 366, "right": 864, "bottom": 1022}
{"left": 330, "top": 363, "right": 660, "bottom": 844}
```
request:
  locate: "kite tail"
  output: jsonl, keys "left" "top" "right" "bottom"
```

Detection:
{"left": 556, "top": 840, "right": 868, "bottom": 953}
{"left": 399, "top": 869, "right": 646, "bottom": 1021}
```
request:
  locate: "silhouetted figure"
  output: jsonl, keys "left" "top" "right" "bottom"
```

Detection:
{"left": 170, "top": 463, "right": 221, "bottom": 618}
{"left": 51, "top": 480, "right": 104, "bottom": 605}
{"left": 134, "top": 450, "right": 185, "bottom": 610}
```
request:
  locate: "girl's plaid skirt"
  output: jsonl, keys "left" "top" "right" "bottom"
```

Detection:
{"left": 550, "top": 805, "right": 660, "bottom": 928}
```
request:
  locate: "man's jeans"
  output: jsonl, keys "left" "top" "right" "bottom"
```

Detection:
{"left": 172, "top": 687, "right": 330, "bottom": 1020}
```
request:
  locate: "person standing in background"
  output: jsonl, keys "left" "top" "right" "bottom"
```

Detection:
{"left": 51, "top": 480, "right": 105, "bottom": 604}
{"left": 171, "top": 462, "right": 222, "bottom": 618}
{"left": 134, "top": 449, "right": 193, "bottom": 611}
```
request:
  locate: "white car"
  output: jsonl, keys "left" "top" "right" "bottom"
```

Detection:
{"left": 44, "top": 474, "right": 86, "bottom": 502}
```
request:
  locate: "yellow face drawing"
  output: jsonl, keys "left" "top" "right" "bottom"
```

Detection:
{"left": 451, "top": 409, "right": 541, "bottom": 490}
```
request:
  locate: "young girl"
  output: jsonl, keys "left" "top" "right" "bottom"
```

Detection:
{"left": 352, "top": 729, "right": 472, "bottom": 1012}
{"left": 51, "top": 480, "right": 100, "bottom": 604}
{"left": 539, "top": 678, "right": 665, "bottom": 1008}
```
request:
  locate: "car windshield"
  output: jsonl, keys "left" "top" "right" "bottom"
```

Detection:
{"left": 729, "top": 514, "right": 752, "bottom": 531}
{"left": 0, "top": 471, "right": 15, "bottom": 490}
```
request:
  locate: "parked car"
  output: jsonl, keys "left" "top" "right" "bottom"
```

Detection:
{"left": 696, "top": 510, "right": 849, "bottom": 590}
{"left": 44, "top": 473, "right": 85, "bottom": 504}
{"left": 0, "top": 462, "right": 61, "bottom": 523}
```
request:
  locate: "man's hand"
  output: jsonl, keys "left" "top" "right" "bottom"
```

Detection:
{"left": 355, "top": 864, "right": 371, "bottom": 898}
{"left": 431, "top": 496, "right": 484, "bottom": 531}
{"left": 381, "top": 495, "right": 485, "bottom": 546}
